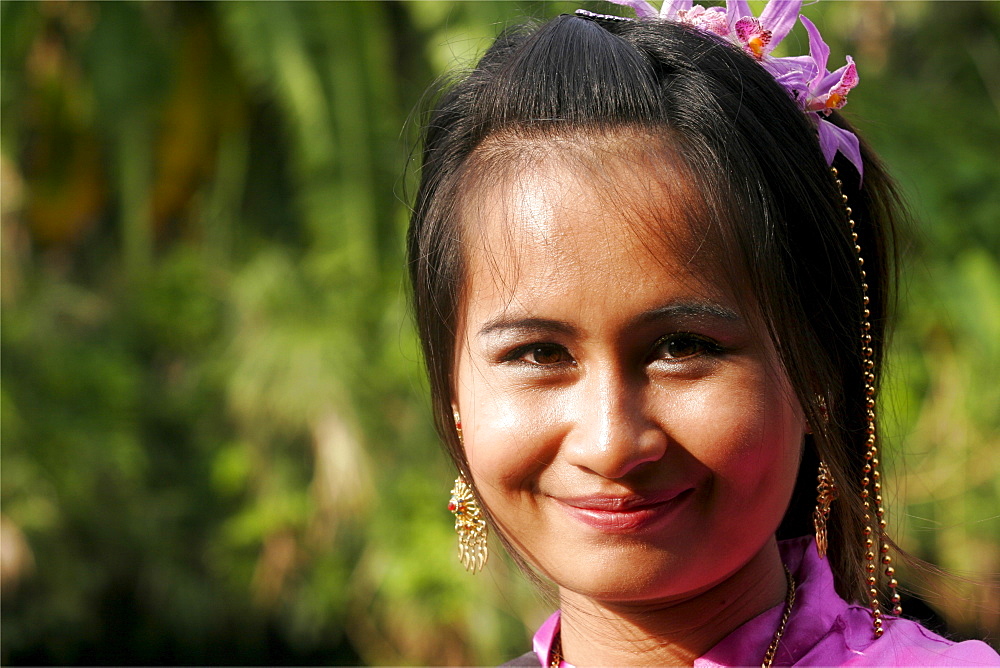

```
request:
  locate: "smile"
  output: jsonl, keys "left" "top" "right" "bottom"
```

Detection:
{"left": 553, "top": 488, "right": 694, "bottom": 534}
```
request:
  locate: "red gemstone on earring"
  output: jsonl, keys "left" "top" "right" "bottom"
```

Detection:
{"left": 448, "top": 501, "right": 457, "bottom": 512}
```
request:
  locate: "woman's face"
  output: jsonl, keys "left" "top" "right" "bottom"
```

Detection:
{"left": 453, "top": 139, "right": 805, "bottom": 604}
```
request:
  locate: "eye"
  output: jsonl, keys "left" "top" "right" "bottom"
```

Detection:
{"left": 509, "top": 344, "right": 573, "bottom": 366}
{"left": 651, "top": 333, "right": 720, "bottom": 361}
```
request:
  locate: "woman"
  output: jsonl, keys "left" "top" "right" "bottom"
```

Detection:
{"left": 407, "top": 1, "right": 999, "bottom": 665}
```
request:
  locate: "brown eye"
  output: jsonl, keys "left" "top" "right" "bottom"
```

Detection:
{"left": 653, "top": 334, "right": 715, "bottom": 360}
{"left": 523, "top": 345, "right": 569, "bottom": 365}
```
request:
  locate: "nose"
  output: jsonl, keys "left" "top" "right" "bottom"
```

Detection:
{"left": 562, "top": 367, "right": 668, "bottom": 479}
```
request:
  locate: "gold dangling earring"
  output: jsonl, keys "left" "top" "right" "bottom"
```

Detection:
{"left": 449, "top": 410, "right": 488, "bottom": 573}
{"left": 833, "top": 168, "right": 901, "bottom": 638}
{"left": 813, "top": 461, "right": 836, "bottom": 558}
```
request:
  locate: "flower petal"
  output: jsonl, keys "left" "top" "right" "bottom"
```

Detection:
{"left": 686, "top": 7, "right": 730, "bottom": 36}
{"left": 759, "top": 0, "right": 802, "bottom": 47}
{"left": 659, "top": 0, "right": 692, "bottom": 19}
{"left": 816, "top": 117, "right": 839, "bottom": 164}
{"left": 736, "top": 16, "right": 777, "bottom": 59}
{"left": 726, "top": 0, "right": 753, "bottom": 31}
{"left": 818, "top": 118, "right": 864, "bottom": 180}
{"left": 605, "top": 0, "right": 659, "bottom": 18}
{"left": 836, "top": 56, "right": 859, "bottom": 92}
{"left": 764, "top": 55, "right": 814, "bottom": 103}
{"left": 800, "top": 16, "right": 830, "bottom": 81}
{"left": 767, "top": 54, "right": 817, "bottom": 81}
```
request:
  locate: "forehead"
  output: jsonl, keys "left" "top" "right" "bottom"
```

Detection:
{"left": 458, "top": 132, "right": 740, "bottom": 314}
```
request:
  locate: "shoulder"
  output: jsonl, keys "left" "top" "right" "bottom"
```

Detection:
{"left": 837, "top": 608, "right": 1000, "bottom": 666}
{"left": 500, "top": 650, "right": 542, "bottom": 667}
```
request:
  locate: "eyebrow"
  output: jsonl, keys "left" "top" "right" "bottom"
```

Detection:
{"left": 630, "top": 301, "right": 741, "bottom": 328}
{"left": 477, "top": 317, "right": 577, "bottom": 340}
{"left": 476, "top": 301, "right": 741, "bottom": 340}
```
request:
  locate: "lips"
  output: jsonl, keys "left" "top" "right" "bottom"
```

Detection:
{"left": 553, "top": 488, "right": 694, "bottom": 534}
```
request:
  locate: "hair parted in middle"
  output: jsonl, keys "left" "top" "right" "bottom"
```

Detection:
{"left": 407, "top": 13, "right": 902, "bottom": 605}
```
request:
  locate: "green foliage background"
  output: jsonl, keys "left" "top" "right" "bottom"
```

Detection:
{"left": 1, "top": 1, "right": 997, "bottom": 664}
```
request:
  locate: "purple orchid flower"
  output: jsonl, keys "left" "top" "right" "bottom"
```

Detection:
{"left": 726, "top": 0, "right": 801, "bottom": 60}
{"left": 594, "top": 0, "right": 864, "bottom": 176}
{"left": 789, "top": 16, "right": 863, "bottom": 177}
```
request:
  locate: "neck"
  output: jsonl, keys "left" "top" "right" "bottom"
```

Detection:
{"left": 557, "top": 538, "right": 787, "bottom": 667}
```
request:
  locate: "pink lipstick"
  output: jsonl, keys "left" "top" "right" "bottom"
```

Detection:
{"left": 554, "top": 488, "right": 694, "bottom": 534}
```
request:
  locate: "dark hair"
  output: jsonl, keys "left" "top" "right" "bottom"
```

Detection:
{"left": 407, "top": 14, "right": 902, "bottom": 604}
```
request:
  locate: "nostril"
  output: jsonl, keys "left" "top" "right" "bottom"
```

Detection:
{"left": 565, "top": 423, "right": 669, "bottom": 480}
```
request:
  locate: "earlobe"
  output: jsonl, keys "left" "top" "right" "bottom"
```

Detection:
{"left": 452, "top": 405, "right": 463, "bottom": 445}
{"left": 805, "top": 394, "right": 829, "bottom": 435}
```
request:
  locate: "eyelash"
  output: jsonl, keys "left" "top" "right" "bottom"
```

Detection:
{"left": 500, "top": 333, "right": 724, "bottom": 368}
{"left": 650, "top": 332, "right": 724, "bottom": 362}
{"left": 502, "top": 343, "right": 574, "bottom": 367}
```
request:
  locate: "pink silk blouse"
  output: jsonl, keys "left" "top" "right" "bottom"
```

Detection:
{"left": 530, "top": 537, "right": 999, "bottom": 666}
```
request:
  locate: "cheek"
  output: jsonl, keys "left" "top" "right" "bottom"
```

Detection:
{"left": 456, "top": 356, "right": 554, "bottom": 491}
{"left": 671, "top": 372, "right": 802, "bottom": 512}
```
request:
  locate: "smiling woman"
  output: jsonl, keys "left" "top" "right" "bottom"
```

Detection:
{"left": 456, "top": 137, "right": 802, "bottom": 617}
{"left": 407, "top": 1, "right": 1000, "bottom": 666}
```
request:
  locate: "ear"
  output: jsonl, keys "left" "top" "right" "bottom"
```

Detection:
{"left": 451, "top": 405, "right": 463, "bottom": 443}
{"left": 804, "top": 393, "right": 828, "bottom": 435}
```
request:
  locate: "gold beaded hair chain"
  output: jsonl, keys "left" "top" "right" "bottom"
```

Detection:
{"left": 832, "top": 167, "right": 901, "bottom": 637}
